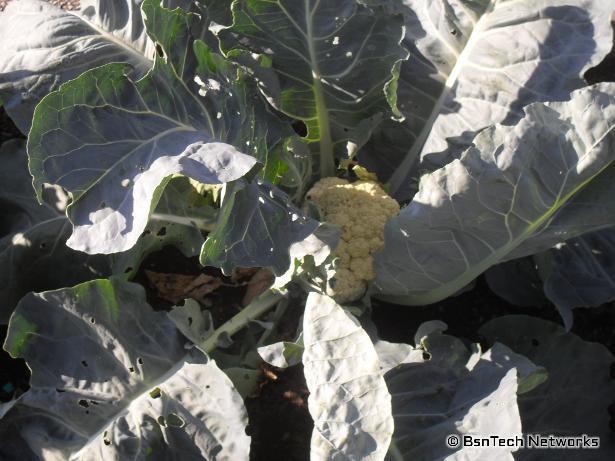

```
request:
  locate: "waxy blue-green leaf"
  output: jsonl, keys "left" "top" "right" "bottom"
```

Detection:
{"left": 25, "top": 0, "right": 305, "bottom": 257}
{"left": 1, "top": 279, "right": 251, "bottom": 460}
{"left": 485, "top": 257, "right": 548, "bottom": 308}
{"left": 487, "top": 228, "right": 615, "bottom": 329}
{"left": 386, "top": 0, "right": 615, "bottom": 198}
{"left": 142, "top": 0, "right": 227, "bottom": 76}
{"left": 109, "top": 176, "right": 217, "bottom": 279}
{"left": 384, "top": 325, "right": 545, "bottom": 461}
{"left": 142, "top": 0, "right": 199, "bottom": 78}
{"left": 27, "top": 59, "right": 257, "bottom": 255}
{"left": 152, "top": 0, "right": 308, "bottom": 192}
{"left": 480, "top": 315, "right": 615, "bottom": 460}
{"left": 273, "top": 222, "right": 340, "bottom": 290}
{"left": 258, "top": 334, "right": 304, "bottom": 369}
{"left": 191, "top": 39, "right": 310, "bottom": 194}
{"left": 201, "top": 179, "right": 318, "bottom": 275}
{"left": 168, "top": 298, "right": 216, "bottom": 346}
{"left": 303, "top": 292, "right": 393, "bottom": 461}
{"left": 0, "top": 0, "right": 155, "bottom": 133}
{"left": 0, "top": 139, "right": 110, "bottom": 324}
{"left": 374, "top": 83, "right": 615, "bottom": 305}
{"left": 218, "top": 0, "right": 408, "bottom": 177}
{"left": 541, "top": 229, "right": 615, "bottom": 328}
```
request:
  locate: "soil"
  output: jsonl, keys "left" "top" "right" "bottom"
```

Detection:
{"left": 0, "top": 105, "right": 23, "bottom": 144}
{"left": 245, "top": 364, "right": 313, "bottom": 461}
{"left": 0, "top": 2, "right": 614, "bottom": 460}
{"left": 133, "top": 245, "right": 247, "bottom": 321}
{"left": 132, "top": 246, "right": 314, "bottom": 461}
{"left": 0, "top": 325, "right": 30, "bottom": 402}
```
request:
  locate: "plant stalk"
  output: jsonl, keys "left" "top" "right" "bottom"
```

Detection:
{"left": 150, "top": 212, "right": 216, "bottom": 233}
{"left": 199, "top": 290, "right": 284, "bottom": 354}
{"left": 304, "top": 0, "right": 336, "bottom": 179}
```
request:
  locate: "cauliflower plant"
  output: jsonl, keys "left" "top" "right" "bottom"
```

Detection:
{"left": 306, "top": 178, "right": 400, "bottom": 303}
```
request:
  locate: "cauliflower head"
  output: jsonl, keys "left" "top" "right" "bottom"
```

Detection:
{"left": 306, "top": 178, "right": 399, "bottom": 303}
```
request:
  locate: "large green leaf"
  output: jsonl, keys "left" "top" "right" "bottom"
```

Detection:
{"left": 190, "top": 20, "right": 318, "bottom": 274}
{"left": 26, "top": 0, "right": 310, "bottom": 257}
{"left": 303, "top": 292, "right": 394, "bottom": 460}
{"left": 0, "top": 139, "right": 221, "bottom": 321}
{"left": 374, "top": 83, "right": 615, "bottom": 305}
{"left": 218, "top": 0, "right": 408, "bottom": 177}
{"left": 0, "top": 279, "right": 250, "bottom": 460}
{"left": 384, "top": 325, "right": 545, "bottom": 460}
{"left": 27, "top": 58, "right": 256, "bottom": 255}
{"left": 142, "top": 0, "right": 225, "bottom": 77}
{"left": 0, "top": 0, "right": 155, "bottom": 133}
{"left": 190, "top": 39, "right": 310, "bottom": 193}
{"left": 0, "top": 139, "right": 109, "bottom": 324}
{"left": 385, "top": 0, "right": 615, "bottom": 197}
{"left": 480, "top": 315, "right": 615, "bottom": 459}
{"left": 201, "top": 179, "right": 318, "bottom": 275}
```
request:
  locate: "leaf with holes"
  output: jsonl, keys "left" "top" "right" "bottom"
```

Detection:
{"left": 0, "top": 279, "right": 251, "bottom": 460}
{"left": 384, "top": 323, "right": 545, "bottom": 460}
{"left": 27, "top": 59, "right": 257, "bottom": 254}
{"left": 480, "top": 315, "right": 615, "bottom": 459}
{"left": 109, "top": 176, "right": 217, "bottom": 279}
{"left": 217, "top": 0, "right": 408, "bottom": 178}
{"left": 26, "top": 0, "right": 311, "bottom": 256}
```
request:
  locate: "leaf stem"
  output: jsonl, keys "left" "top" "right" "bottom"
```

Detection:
{"left": 199, "top": 290, "right": 284, "bottom": 354}
{"left": 313, "top": 76, "right": 336, "bottom": 178}
{"left": 387, "top": 440, "right": 404, "bottom": 461}
{"left": 304, "top": 1, "right": 335, "bottom": 178}
{"left": 150, "top": 212, "right": 216, "bottom": 233}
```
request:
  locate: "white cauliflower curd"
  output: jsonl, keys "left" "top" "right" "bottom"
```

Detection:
{"left": 306, "top": 178, "right": 400, "bottom": 303}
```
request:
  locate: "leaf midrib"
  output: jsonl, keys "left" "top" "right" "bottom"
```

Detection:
{"left": 304, "top": 0, "right": 335, "bottom": 178}
{"left": 70, "top": 5, "right": 153, "bottom": 70}
{"left": 395, "top": 124, "right": 615, "bottom": 305}
{"left": 388, "top": 0, "right": 498, "bottom": 196}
